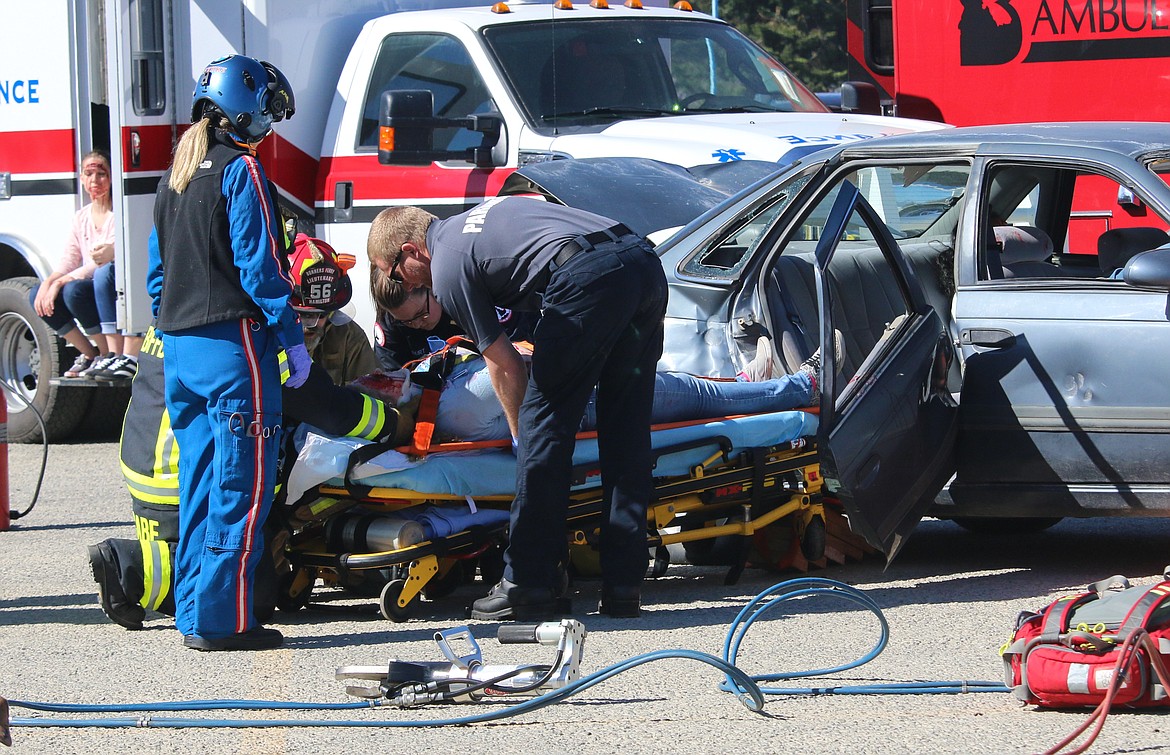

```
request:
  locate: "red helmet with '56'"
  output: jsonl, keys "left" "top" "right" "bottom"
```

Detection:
{"left": 288, "top": 233, "right": 354, "bottom": 311}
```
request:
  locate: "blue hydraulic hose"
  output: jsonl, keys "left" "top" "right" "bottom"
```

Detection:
{"left": 7, "top": 578, "right": 1006, "bottom": 733}
{"left": 719, "top": 577, "right": 1008, "bottom": 696}
{"left": 8, "top": 649, "right": 763, "bottom": 729}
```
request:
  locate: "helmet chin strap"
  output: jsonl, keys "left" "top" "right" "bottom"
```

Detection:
{"left": 225, "top": 131, "right": 263, "bottom": 154}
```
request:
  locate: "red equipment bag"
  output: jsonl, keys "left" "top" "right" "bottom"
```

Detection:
{"left": 1002, "top": 574, "right": 1170, "bottom": 708}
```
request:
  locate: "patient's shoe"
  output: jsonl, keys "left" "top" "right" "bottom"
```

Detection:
{"left": 740, "top": 336, "right": 775, "bottom": 382}
{"left": 87, "top": 541, "right": 145, "bottom": 630}
{"left": 469, "top": 578, "right": 570, "bottom": 621}
{"left": 799, "top": 330, "right": 844, "bottom": 402}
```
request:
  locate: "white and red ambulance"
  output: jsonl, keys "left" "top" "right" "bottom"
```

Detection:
{"left": 0, "top": 0, "right": 941, "bottom": 441}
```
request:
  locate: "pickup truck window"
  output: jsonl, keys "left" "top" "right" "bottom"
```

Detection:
{"left": 359, "top": 33, "right": 494, "bottom": 152}
{"left": 483, "top": 17, "right": 827, "bottom": 131}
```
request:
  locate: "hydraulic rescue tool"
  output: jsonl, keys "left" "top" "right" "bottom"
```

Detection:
{"left": 336, "top": 619, "right": 586, "bottom": 707}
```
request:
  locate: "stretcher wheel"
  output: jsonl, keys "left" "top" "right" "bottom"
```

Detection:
{"left": 379, "top": 579, "right": 414, "bottom": 622}
{"left": 649, "top": 546, "right": 670, "bottom": 578}
{"left": 800, "top": 515, "right": 826, "bottom": 562}
{"left": 276, "top": 567, "right": 315, "bottom": 613}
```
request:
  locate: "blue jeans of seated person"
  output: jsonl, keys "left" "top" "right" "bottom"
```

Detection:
{"left": 93, "top": 262, "right": 119, "bottom": 335}
{"left": 28, "top": 278, "right": 101, "bottom": 336}
{"left": 435, "top": 360, "right": 816, "bottom": 443}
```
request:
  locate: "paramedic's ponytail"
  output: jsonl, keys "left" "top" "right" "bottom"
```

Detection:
{"left": 168, "top": 117, "right": 214, "bottom": 193}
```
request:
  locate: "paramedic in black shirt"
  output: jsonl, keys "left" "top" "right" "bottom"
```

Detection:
{"left": 367, "top": 197, "right": 667, "bottom": 620}
{"left": 371, "top": 265, "right": 535, "bottom": 369}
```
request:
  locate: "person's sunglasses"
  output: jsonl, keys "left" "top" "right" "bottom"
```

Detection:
{"left": 388, "top": 247, "right": 407, "bottom": 283}
{"left": 298, "top": 310, "right": 327, "bottom": 327}
{"left": 395, "top": 290, "right": 432, "bottom": 327}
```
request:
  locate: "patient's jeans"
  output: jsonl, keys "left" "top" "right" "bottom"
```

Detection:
{"left": 435, "top": 360, "right": 815, "bottom": 442}
{"left": 583, "top": 370, "right": 814, "bottom": 429}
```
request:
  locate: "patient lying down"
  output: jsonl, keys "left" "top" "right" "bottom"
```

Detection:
{"left": 351, "top": 346, "right": 821, "bottom": 444}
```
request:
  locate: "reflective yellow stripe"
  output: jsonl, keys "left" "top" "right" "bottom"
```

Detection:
{"left": 350, "top": 394, "right": 387, "bottom": 440}
{"left": 278, "top": 349, "right": 290, "bottom": 384}
{"left": 309, "top": 497, "right": 339, "bottom": 516}
{"left": 139, "top": 538, "right": 171, "bottom": 612}
{"left": 122, "top": 459, "right": 179, "bottom": 503}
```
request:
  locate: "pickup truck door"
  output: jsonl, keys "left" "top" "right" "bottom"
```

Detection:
{"left": 812, "top": 181, "right": 959, "bottom": 558}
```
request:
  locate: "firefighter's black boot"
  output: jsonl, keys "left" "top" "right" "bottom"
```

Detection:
{"left": 87, "top": 541, "right": 145, "bottom": 630}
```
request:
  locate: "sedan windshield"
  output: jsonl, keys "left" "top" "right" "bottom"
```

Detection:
{"left": 483, "top": 17, "right": 828, "bottom": 129}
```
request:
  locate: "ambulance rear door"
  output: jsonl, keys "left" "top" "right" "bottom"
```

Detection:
{"left": 105, "top": 0, "right": 178, "bottom": 335}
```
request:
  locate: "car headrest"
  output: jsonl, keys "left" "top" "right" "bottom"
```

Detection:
{"left": 994, "top": 225, "right": 1054, "bottom": 265}
{"left": 1097, "top": 227, "right": 1170, "bottom": 274}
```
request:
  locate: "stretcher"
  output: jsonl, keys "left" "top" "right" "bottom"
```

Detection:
{"left": 276, "top": 409, "right": 829, "bottom": 621}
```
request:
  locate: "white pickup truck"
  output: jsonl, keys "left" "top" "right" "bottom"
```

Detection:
{"left": 0, "top": 0, "right": 940, "bottom": 441}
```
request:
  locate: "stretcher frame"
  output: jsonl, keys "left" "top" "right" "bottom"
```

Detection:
{"left": 277, "top": 417, "right": 825, "bottom": 622}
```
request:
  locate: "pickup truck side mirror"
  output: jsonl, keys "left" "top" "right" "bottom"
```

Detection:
{"left": 1122, "top": 246, "right": 1170, "bottom": 290}
{"left": 378, "top": 90, "right": 505, "bottom": 168}
{"left": 839, "top": 82, "right": 882, "bottom": 115}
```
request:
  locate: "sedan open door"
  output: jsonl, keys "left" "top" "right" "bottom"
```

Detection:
{"left": 763, "top": 172, "right": 960, "bottom": 558}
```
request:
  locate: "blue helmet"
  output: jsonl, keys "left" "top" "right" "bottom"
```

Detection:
{"left": 191, "top": 55, "right": 295, "bottom": 141}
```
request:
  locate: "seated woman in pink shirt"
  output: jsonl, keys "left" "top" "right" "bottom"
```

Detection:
{"left": 29, "top": 150, "right": 137, "bottom": 378}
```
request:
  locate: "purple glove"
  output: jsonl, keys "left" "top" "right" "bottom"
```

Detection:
{"left": 284, "top": 343, "right": 312, "bottom": 389}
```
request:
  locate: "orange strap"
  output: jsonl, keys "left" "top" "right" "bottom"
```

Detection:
{"left": 409, "top": 387, "right": 441, "bottom": 457}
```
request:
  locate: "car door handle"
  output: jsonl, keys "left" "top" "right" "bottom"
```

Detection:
{"left": 960, "top": 328, "right": 1016, "bottom": 348}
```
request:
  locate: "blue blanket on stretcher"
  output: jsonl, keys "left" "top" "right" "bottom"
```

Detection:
{"left": 343, "top": 410, "right": 817, "bottom": 499}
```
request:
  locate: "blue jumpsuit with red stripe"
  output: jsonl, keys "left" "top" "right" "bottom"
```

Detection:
{"left": 147, "top": 146, "right": 302, "bottom": 640}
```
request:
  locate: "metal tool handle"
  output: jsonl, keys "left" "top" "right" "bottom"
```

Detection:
{"left": 497, "top": 623, "right": 542, "bottom": 644}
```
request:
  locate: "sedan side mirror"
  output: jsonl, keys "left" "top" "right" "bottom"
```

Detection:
{"left": 1123, "top": 246, "right": 1170, "bottom": 290}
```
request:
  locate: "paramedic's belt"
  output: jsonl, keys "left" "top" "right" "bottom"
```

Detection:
{"left": 553, "top": 223, "right": 633, "bottom": 269}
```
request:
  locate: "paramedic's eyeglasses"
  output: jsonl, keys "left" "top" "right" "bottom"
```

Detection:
{"left": 396, "top": 290, "right": 432, "bottom": 327}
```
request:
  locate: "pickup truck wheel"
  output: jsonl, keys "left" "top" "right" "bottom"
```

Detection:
{"left": 951, "top": 516, "right": 1063, "bottom": 535}
{"left": 0, "top": 277, "right": 89, "bottom": 442}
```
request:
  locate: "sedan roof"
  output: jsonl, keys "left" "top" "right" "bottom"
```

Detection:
{"left": 837, "top": 121, "right": 1170, "bottom": 159}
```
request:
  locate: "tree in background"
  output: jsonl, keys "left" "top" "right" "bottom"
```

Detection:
{"left": 691, "top": 0, "right": 847, "bottom": 93}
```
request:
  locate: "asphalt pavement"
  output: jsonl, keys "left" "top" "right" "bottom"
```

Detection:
{"left": 3, "top": 439, "right": 1170, "bottom": 754}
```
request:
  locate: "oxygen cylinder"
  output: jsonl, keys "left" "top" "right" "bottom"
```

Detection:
{"left": 325, "top": 512, "right": 424, "bottom": 553}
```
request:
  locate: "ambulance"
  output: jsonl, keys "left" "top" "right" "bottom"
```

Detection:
{"left": 844, "top": 1, "right": 1170, "bottom": 262}
{"left": 0, "top": 0, "right": 941, "bottom": 441}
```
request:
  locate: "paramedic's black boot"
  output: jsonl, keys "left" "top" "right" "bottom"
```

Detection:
{"left": 87, "top": 541, "right": 145, "bottom": 630}
{"left": 183, "top": 626, "right": 284, "bottom": 651}
{"left": 598, "top": 585, "right": 641, "bottom": 618}
{"left": 469, "top": 578, "right": 569, "bottom": 621}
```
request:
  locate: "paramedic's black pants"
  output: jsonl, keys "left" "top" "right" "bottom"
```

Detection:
{"left": 504, "top": 239, "right": 667, "bottom": 591}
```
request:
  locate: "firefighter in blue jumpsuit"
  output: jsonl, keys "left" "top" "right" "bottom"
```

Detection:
{"left": 88, "top": 236, "right": 407, "bottom": 630}
{"left": 147, "top": 55, "right": 308, "bottom": 651}
{"left": 367, "top": 197, "right": 668, "bottom": 620}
